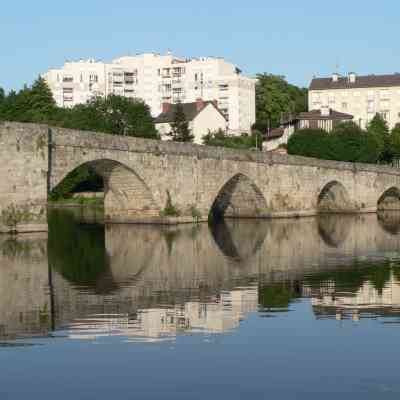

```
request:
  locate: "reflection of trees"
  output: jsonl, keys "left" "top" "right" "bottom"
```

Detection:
{"left": 259, "top": 281, "right": 302, "bottom": 310}
{"left": 303, "top": 261, "right": 394, "bottom": 295}
{"left": 48, "top": 209, "right": 110, "bottom": 289}
{"left": 317, "top": 215, "right": 351, "bottom": 248}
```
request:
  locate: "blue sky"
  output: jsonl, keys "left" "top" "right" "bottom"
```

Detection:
{"left": 1, "top": 0, "right": 399, "bottom": 91}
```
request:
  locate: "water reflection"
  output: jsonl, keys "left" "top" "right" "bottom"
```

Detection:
{"left": 2, "top": 210, "right": 400, "bottom": 343}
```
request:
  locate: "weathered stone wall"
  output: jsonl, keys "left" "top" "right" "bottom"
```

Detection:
{"left": 4, "top": 121, "right": 400, "bottom": 231}
{"left": 0, "top": 122, "right": 48, "bottom": 232}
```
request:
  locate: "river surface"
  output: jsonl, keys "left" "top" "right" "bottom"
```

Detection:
{"left": 1, "top": 209, "right": 400, "bottom": 399}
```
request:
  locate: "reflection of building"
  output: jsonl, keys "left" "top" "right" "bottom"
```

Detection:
{"left": 63, "top": 287, "right": 258, "bottom": 343}
{"left": 304, "top": 271, "right": 400, "bottom": 321}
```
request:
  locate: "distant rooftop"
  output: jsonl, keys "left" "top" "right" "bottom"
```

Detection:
{"left": 310, "top": 73, "right": 400, "bottom": 90}
{"left": 154, "top": 101, "right": 226, "bottom": 124}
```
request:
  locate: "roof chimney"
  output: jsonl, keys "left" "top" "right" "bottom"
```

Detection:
{"left": 332, "top": 73, "right": 339, "bottom": 82}
{"left": 348, "top": 72, "right": 356, "bottom": 84}
{"left": 162, "top": 102, "right": 171, "bottom": 113}
{"left": 196, "top": 98, "right": 205, "bottom": 112}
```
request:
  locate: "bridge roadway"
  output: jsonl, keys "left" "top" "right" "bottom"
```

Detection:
{"left": 2, "top": 121, "right": 400, "bottom": 232}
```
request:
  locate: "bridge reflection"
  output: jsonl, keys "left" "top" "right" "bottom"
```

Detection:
{"left": 1, "top": 211, "right": 400, "bottom": 341}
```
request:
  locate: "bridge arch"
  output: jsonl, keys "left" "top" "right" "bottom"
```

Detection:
{"left": 377, "top": 187, "right": 400, "bottom": 211}
{"left": 52, "top": 159, "right": 160, "bottom": 221}
{"left": 317, "top": 180, "right": 353, "bottom": 213}
{"left": 209, "top": 173, "right": 267, "bottom": 220}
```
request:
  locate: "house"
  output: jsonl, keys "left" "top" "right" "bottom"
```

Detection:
{"left": 309, "top": 72, "right": 400, "bottom": 129}
{"left": 154, "top": 99, "right": 228, "bottom": 144}
{"left": 263, "top": 107, "right": 353, "bottom": 152}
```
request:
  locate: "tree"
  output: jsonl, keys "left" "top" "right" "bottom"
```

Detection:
{"left": 27, "top": 76, "right": 57, "bottom": 122}
{"left": 367, "top": 113, "right": 390, "bottom": 162}
{"left": 287, "top": 122, "right": 382, "bottom": 164}
{"left": 203, "top": 129, "right": 262, "bottom": 150}
{"left": 168, "top": 102, "right": 194, "bottom": 142}
{"left": 255, "top": 73, "right": 308, "bottom": 132}
{"left": 287, "top": 128, "right": 330, "bottom": 159}
{"left": 391, "top": 123, "right": 400, "bottom": 160}
{"left": 60, "top": 95, "right": 159, "bottom": 139}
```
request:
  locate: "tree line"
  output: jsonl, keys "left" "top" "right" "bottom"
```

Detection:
{"left": 287, "top": 114, "right": 400, "bottom": 164}
{"left": 0, "top": 77, "right": 159, "bottom": 139}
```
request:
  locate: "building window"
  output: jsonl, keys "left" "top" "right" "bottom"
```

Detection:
{"left": 219, "top": 84, "right": 229, "bottom": 91}
{"left": 62, "top": 76, "right": 73, "bottom": 83}
{"left": 89, "top": 74, "right": 98, "bottom": 83}
{"left": 380, "top": 90, "right": 390, "bottom": 99}
{"left": 367, "top": 100, "right": 375, "bottom": 113}
{"left": 379, "top": 111, "right": 389, "bottom": 121}
{"left": 342, "top": 102, "right": 348, "bottom": 110}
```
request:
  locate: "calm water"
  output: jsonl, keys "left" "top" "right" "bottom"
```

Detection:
{"left": 1, "top": 209, "right": 400, "bottom": 399}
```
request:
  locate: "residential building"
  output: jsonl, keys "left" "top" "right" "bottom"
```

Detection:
{"left": 263, "top": 108, "right": 353, "bottom": 152}
{"left": 154, "top": 99, "right": 227, "bottom": 144}
{"left": 309, "top": 72, "right": 400, "bottom": 129}
{"left": 43, "top": 52, "right": 256, "bottom": 134}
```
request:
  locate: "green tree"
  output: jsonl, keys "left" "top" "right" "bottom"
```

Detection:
{"left": 26, "top": 76, "right": 57, "bottom": 122}
{"left": 287, "top": 128, "right": 331, "bottom": 159}
{"left": 60, "top": 95, "right": 159, "bottom": 139}
{"left": 287, "top": 122, "right": 382, "bottom": 164}
{"left": 367, "top": 113, "right": 391, "bottom": 162}
{"left": 255, "top": 73, "right": 307, "bottom": 132}
{"left": 391, "top": 123, "right": 400, "bottom": 160}
{"left": 168, "top": 102, "right": 194, "bottom": 142}
{"left": 203, "top": 129, "right": 262, "bottom": 150}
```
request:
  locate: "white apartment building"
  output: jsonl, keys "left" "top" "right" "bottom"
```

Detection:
{"left": 43, "top": 52, "right": 256, "bottom": 134}
{"left": 309, "top": 72, "right": 400, "bottom": 129}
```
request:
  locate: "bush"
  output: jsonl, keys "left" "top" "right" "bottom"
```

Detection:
{"left": 287, "top": 122, "right": 382, "bottom": 164}
{"left": 160, "top": 190, "right": 180, "bottom": 217}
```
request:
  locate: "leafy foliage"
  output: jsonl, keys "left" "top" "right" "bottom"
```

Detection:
{"left": 367, "top": 113, "right": 391, "bottom": 162}
{"left": 288, "top": 120, "right": 383, "bottom": 163}
{"left": 0, "top": 78, "right": 159, "bottom": 139}
{"left": 203, "top": 128, "right": 263, "bottom": 150}
{"left": 255, "top": 73, "right": 308, "bottom": 132}
{"left": 390, "top": 123, "right": 400, "bottom": 159}
{"left": 167, "top": 102, "right": 194, "bottom": 142}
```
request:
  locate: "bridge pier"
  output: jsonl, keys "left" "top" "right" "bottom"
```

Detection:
{"left": 0, "top": 122, "right": 48, "bottom": 233}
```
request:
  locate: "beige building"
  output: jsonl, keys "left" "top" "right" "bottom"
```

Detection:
{"left": 43, "top": 52, "right": 256, "bottom": 134}
{"left": 154, "top": 99, "right": 227, "bottom": 144}
{"left": 263, "top": 108, "right": 353, "bottom": 152}
{"left": 309, "top": 72, "right": 400, "bottom": 129}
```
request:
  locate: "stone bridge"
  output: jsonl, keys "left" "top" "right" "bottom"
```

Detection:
{"left": 2, "top": 121, "right": 400, "bottom": 232}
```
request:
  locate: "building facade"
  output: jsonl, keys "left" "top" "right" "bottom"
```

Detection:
{"left": 43, "top": 53, "right": 256, "bottom": 134}
{"left": 309, "top": 72, "right": 400, "bottom": 129}
{"left": 263, "top": 108, "right": 353, "bottom": 152}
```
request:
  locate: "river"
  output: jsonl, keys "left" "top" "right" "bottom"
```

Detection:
{"left": 1, "top": 209, "right": 400, "bottom": 399}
